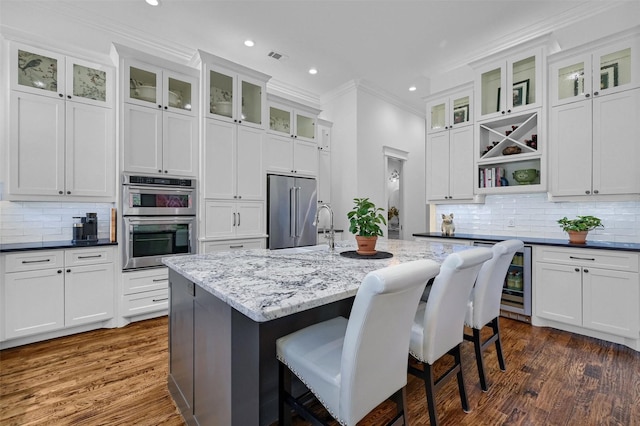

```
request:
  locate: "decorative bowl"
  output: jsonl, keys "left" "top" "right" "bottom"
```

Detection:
{"left": 211, "top": 101, "right": 232, "bottom": 115}
{"left": 134, "top": 85, "right": 156, "bottom": 102}
{"left": 168, "top": 90, "right": 182, "bottom": 107}
{"left": 512, "top": 169, "right": 538, "bottom": 185}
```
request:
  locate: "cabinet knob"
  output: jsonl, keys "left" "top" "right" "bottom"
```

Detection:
{"left": 233, "top": 195, "right": 237, "bottom": 199}
{"left": 66, "top": 191, "right": 71, "bottom": 195}
{"left": 585, "top": 93, "right": 590, "bottom": 98}
{"left": 66, "top": 269, "right": 71, "bottom": 273}
{"left": 584, "top": 269, "right": 589, "bottom": 273}
{"left": 158, "top": 105, "right": 162, "bottom": 109}
{"left": 593, "top": 91, "right": 599, "bottom": 96}
{"left": 158, "top": 170, "right": 162, "bottom": 173}
{"left": 58, "top": 270, "right": 63, "bottom": 274}
{"left": 164, "top": 170, "right": 168, "bottom": 173}
{"left": 585, "top": 190, "right": 591, "bottom": 194}
{"left": 59, "top": 190, "right": 63, "bottom": 194}
{"left": 58, "top": 93, "right": 63, "bottom": 98}
{"left": 507, "top": 109, "right": 512, "bottom": 113}
{"left": 67, "top": 95, "right": 71, "bottom": 99}
{"left": 501, "top": 111, "right": 506, "bottom": 115}
{"left": 575, "top": 268, "right": 580, "bottom": 272}
{"left": 234, "top": 119, "right": 238, "bottom": 123}
{"left": 164, "top": 106, "right": 168, "bottom": 110}
{"left": 238, "top": 195, "right": 242, "bottom": 199}
{"left": 593, "top": 189, "right": 599, "bottom": 194}
{"left": 238, "top": 120, "right": 242, "bottom": 124}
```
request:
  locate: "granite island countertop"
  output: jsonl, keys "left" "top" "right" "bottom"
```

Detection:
{"left": 163, "top": 239, "right": 470, "bottom": 322}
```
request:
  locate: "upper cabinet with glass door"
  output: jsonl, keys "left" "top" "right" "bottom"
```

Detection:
{"left": 197, "top": 50, "right": 271, "bottom": 129}
{"left": 11, "top": 42, "right": 113, "bottom": 108}
{"left": 471, "top": 36, "right": 554, "bottom": 121}
{"left": 550, "top": 31, "right": 639, "bottom": 107}
{"left": 425, "top": 85, "right": 473, "bottom": 133}
{"left": 125, "top": 59, "right": 196, "bottom": 116}
{"left": 267, "top": 94, "right": 321, "bottom": 143}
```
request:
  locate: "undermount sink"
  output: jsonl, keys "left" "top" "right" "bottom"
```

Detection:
{"left": 272, "top": 244, "right": 330, "bottom": 254}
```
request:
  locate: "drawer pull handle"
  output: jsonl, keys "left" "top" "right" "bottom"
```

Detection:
{"left": 152, "top": 278, "right": 169, "bottom": 282}
{"left": 22, "top": 259, "right": 51, "bottom": 264}
{"left": 152, "top": 297, "right": 169, "bottom": 302}
{"left": 229, "top": 245, "right": 244, "bottom": 249}
{"left": 78, "top": 255, "right": 102, "bottom": 259}
{"left": 569, "top": 256, "right": 595, "bottom": 261}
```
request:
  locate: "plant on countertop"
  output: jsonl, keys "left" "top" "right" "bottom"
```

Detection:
{"left": 557, "top": 215, "right": 604, "bottom": 232}
{"left": 348, "top": 198, "right": 387, "bottom": 237}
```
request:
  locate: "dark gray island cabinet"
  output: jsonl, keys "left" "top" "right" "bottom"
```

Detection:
{"left": 163, "top": 240, "right": 460, "bottom": 425}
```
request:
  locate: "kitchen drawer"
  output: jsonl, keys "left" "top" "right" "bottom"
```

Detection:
{"left": 5, "top": 250, "right": 64, "bottom": 273}
{"left": 535, "top": 247, "right": 639, "bottom": 272}
{"left": 122, "top": 267, "right": 168, "bottom": 295}
{"left": 65, "top": 247, "right": 114, "bottom": 266}
{"left": 202, "top": 238, "right": 265, "bottom": 253}
{"left": 122, "top": 288, "right": 168, "bottom": 317}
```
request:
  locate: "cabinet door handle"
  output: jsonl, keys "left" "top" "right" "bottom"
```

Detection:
{"left": 232, "top": 212, "right": 236, "bottom": 227}
{"left": 152, "top": 278, "right": 168, "bottom": 282}
{"left": 78, "top": 254, "right": 102, "bottom": 259}
{"left": 66, "top": 269, "right": 71, "bottom": 273}
{"left": 593, "top": 190, "right": 599, "bottom": 194}
{"left": 593, "top": 91, "right": 599, "bottom": 96}
{"left": 229, "top": 245, "right": 244, "bottom": 249}
{"left": 237, "top": 213, "right": 241, "bottom": 227}
{"left": 58, "top": 269, "right": 63, "bottom": 274}
{"left": 575, "top": 268, "right": 580, "bottom": 272}
{"left": 585, "top": 190, "right": 591, "bottom": 194}
{"left": 22, "top": 259, "right": 51, "bottom": 264}
{"left": 152, "top": 297, "right": 169, "bottom": 302}
{"left": 585, "top": 93, "right": 590, "bottom": 98}
{"left": 584, "top": 269, "right": 589, "bottom": 273}
{"left": 569, "top": 256, "right": 595, "bottom": 261}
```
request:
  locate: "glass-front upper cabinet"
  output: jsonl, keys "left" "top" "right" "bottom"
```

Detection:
{"left": 125, "top": 60, "right": 196, "bottom": 115}
{"left": 475, "top": 48, "right": 542, "bottom": 120}
{"left": 206, "top": 63, "right": 268, "bottom": 129}
{"left": 426, "top": 85, "right": 473, "bottom": 133}
{"left": 550, "top": 35, "right": 639, "bottom": 107}
{"left": 267, "top": 95, "right": 320, "bottom": 143}
{"left": 11, "top": 42, "right": 113, "bottom": 108}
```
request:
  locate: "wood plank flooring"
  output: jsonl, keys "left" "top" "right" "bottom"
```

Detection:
{"left": 1, "top": 316, "right": 639, "bottom": 425}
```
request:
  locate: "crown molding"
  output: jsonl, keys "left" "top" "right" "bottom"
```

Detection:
{"left": 320, "top": 80, "right": 359, "bottom": 105}
{"left": 266, "top": 79, "right": 322, "bottom": 109}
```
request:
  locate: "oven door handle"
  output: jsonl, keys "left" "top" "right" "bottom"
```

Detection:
{"left": 125, "top": 216, "right": 195, "bottom": 223}
{"left": 124, "top": 185, "right": 195, "bottom": 194}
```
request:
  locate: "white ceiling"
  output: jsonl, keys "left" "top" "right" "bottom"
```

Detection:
{"left": 0, "top": 1, "right": 633, "bottom": 111}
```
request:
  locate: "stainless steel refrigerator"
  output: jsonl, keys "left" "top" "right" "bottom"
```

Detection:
{"left": 267, "top": 174, "right": 317, "bottom": 249}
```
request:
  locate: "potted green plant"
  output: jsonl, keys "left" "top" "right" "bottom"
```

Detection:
{"left": 557, "top": 215, "right": 604, "bottom": 244}
{"left": 347, "top": 197, "right": 387, "bottom": 255}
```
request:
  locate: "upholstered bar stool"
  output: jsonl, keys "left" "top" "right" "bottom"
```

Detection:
{"left": 408, "top": 247, "right": 493, "bottom": 426}
{"left": 464, "top": 239, "right": 524, "bottom": 391}
{"left": 276, "top": 259, "right": 441, "bottom": 426}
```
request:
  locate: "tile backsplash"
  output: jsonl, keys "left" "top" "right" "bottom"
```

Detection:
{"left": 0, "top": 201, "right": 114, "bottom": 244}
{"left": 435, "top": 194, "right": 640, "bottom": 243}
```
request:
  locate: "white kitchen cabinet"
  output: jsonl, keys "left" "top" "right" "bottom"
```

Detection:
{"left": 2, "top": 247, "right": 115, "bottom": 342}
{"left": 534, "top": 246, "right": 640, "bottom": 342}
{"left": 203, "top": 118, "right": 263, "bottom": 201}
{"left": 198, "top": 50, "right": 270, "bottom": 130}
{"left": 8, "top": 43, "right": 115, "bottom": 201}
{"left": 426, "top": 125, "right": 475, "bottom": 202}
{"left": 202, "top": 239, "right": 265, "bottom": 252}
{"left": 204, "top": 201, "right": 264, "bottom": 239}
{"left": 268, "top": 95, "right": 320, "bottom": 143}
{"left": 121, "top": 267, "right": 169, "bottom": 320}
{"left": 265, "top": 133, "right": 318, "bottom": 177}
{"left": 117, "top": 51, "right": 199, "bottom": 178}
{"left": 318, "top": 149, "right": 331, "bottom": 205}
{"left": 426, "top": 85, "right": 473, "bottom": 134}
{"left": 472, "top": 42, "right": 545, "bottom": 120}
{"left": 549, "top": 89, "right": 640, "bottom": 198}
{"left": 318, "top": 119, "right": 332, "bottom": 151}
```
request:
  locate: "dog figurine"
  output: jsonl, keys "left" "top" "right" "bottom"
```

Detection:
{"left": 441, "top": 213, "right": 455, "bottom": 236}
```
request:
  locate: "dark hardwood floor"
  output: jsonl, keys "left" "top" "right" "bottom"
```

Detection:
{"left": 1, "top": 316, "right": 639, "bottom": 425}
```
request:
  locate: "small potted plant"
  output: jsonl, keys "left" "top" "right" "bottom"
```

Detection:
{"left": 347, "top": 197, "right": 387, "bottom": 255}
{"left": 557, "top": 215, "right": 604, "bottom": 244}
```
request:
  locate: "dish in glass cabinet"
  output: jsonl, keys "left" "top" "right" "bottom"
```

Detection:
{"left": 17, "top": 49, "right": 58, "bottom": 92}
{"left": 168, "top": 90, "right": 182, "bottom": 108}
{"left": 133, "top": 85, "right": 156, "bottom": 102}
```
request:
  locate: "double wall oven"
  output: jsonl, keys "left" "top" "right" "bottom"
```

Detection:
{"left": 122, "top": 174, "right": 196, "bottom": 270}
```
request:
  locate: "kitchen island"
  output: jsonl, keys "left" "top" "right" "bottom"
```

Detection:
{"left": 163, "top": 239, "right": 469, "bottom": 426}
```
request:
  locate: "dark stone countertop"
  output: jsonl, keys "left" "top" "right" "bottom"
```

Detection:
{"left": 412, "top": 232, "right": 640, "bottom": 252}
{"left": 0, "top": 239, "right": 118, "bottom": 253}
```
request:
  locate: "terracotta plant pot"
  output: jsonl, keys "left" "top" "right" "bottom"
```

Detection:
{"left": 355, "top": 235, "right": 378, "bottom": 255}
{"left": 568, "top": 230, "right": 588, "bottom": 244}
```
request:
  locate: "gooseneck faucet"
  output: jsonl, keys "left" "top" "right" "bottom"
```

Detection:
{"left": 314, "top": 203, "right": 335, "bottom": 251}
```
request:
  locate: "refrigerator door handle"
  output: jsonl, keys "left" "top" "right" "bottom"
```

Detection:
{"left": 295, "top": 186, "right": 301, "bottom": 237}
{"left": 289, "top": 187, "right": 296, "bottom": 237}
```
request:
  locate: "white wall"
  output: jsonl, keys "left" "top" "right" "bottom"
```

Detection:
{"left": 435, "top": 194, "right": 640, "bottom": 244}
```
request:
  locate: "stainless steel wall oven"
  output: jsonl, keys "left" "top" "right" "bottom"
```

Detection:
{"left": 122, "top": 174, "right": 196, "bottom": 270}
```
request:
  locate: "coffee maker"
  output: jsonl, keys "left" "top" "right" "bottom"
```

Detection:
{"left": 72, "top": 213, "right": 98, "bottom": 244}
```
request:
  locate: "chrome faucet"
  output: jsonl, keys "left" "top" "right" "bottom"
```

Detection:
{"left": 314, "top": 204, "right": 335, "bottom": 251}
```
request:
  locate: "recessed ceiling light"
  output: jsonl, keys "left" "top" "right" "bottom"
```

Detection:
{"left": 308, "top": 68, "right": 318, "bottom": 75}
{"left": 244, "top": 40, "right": 255, "bottom": 47}
{"left": 145, "top": 0, "right": 159, "bottom": 6}
{"left": 409, "top": 86, "right": 417, "bottom": 92}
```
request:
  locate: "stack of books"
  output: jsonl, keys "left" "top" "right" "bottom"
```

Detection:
{"left": 479, "top": 167, "right": 506, "bottom": 188}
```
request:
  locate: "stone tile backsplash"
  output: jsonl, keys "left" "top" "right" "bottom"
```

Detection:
{"left": 435, "top": 194, "right": 640, "bottom": 243}
{"left": 0, "top": 201, "right": 114, "bottom": 244}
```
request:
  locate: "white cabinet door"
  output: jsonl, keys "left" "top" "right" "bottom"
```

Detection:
{"left": 293, "top": 140, "right": 318, "bottom": 176}
{"left": 163, "top": 111, "right": 197, "bottom": 176}
{"left": 235, "top": 202, "right": 264, "bottom": 237}
{"left": 549, "top": 101, "right": 593, "bottom": 196}
{"left": 204, "top": 119, "right": 236, "bottom": 199}
{"left": 318, "top": 149, "right": 331, "bottom": 205}
{"left": 534, "top": 262, "right": 582, "bottom": 326}
{"left": 9, "top": 91, "right": 65, "bottom": 196}
{"left": 4, "top": 268, "right": 65, "bottom": 339}
{"left": 204, "top": 201, "right": 236, "bottom": 238}
{"left": 265, "top": 134, "right": 294, "bottom": 174}
{"left": 426, "top": 131, "right": 450, "bottom": 201}
{"left": 123, "top": 103, "right": 163, "bottom": 175}
{"left": 592, "top": 88, "right": 640, "bottom": 196}
{"left": 65, "top": 102, "right": 115, "bottom": 197}
{"left": 65, "top": 263, "right": 114, "bottom": 327}
{"left": 449, "top": 126, "right": 474, "bottom": 200}
{"left": 583, "top": 267, "right": 640, "bottom": 338}
{"left": 236, "top": 126, "right": 264, "bottom": 200}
